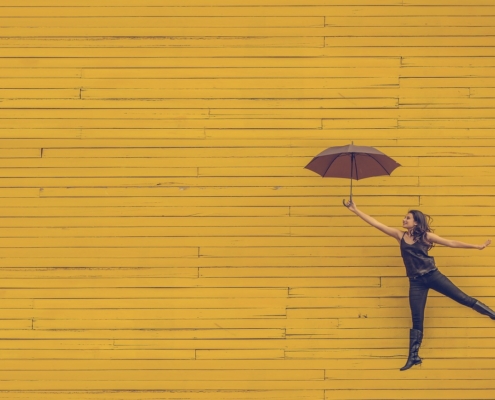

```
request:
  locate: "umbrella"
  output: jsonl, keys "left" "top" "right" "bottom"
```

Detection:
{"left": 304, "top": 143, "right": 401, "bottom": 204}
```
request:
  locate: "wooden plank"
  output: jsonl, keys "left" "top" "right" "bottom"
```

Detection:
{"left": 0, "top": 176, "right": 418, "bottom": 188}
{"left": 289, "top": 287, "right": 495, "bottom": 298}
{"left": 0, "top": 358, "right": 490, "bottom": 371}
{"left": 0, "top": 69, "right": 81, "bottom": 78}
{"left": 0, "top": 5, "right": 492, "bottom": 17}
{"left": 0, "top": 267, "right": 199, "bottom": 279}
{"left": 0, "top": 16, "right": 325, "bottom": 28}
{"left": 0, "top": 226, "right": 291, "bottom": 237}
{"left": 196, "top": 350, "right": 285, "bottom": 360}
{"left": 0, "top": 89, "right": 80, "bottom": 99}
{"left": 470, "top": 87, "right": 495, "bottom": 97}
{"left": 0, "top": 247, "right": 198, "bottom": 258}
{"left": 0, "top": 56, "right": 399, "bottom": 68}
{"left": 403, "top": 56, "right": 495, "bottom": 67}
{"left": 80, "top": 71, "right": 397, "bottom": 86}
{"left": 0, "top": 206, "right": 290, "bottom": 217}
{"left": 1, "top": 287, "right": 288, "bottom": 298}
{"left": 0, "top": 25, "right": 493, "bottom": 36}
{"left": 200, "top": 265, "right": 495, "bottom": 278}
{"left": 337, "top": 317, "right": 495, "bottom": 329}
{"left": 0, "top": 320, "right": 33, "bottom": 329}
{"left": 0, "top": 380, "right": 486, "bottom": 392}
{"left": 0, "top": 235, "right": 388, "bottom": 248}
{"left": 0, "top": 128, "right": 205, "bottom": 139}
{"left": 325, "top": 37, "right": 495, "bottom": 47}
{"left": 0, "top": 349, "right": 195, "bottom": 360}
{"left": 31, "top": 298, "right": 290, "bottom": 309}
{"left": 401, "top": 77, "right": 495, "bottom": 87}
{"left": 383, "top": 276, "right": 495, "bottom": 288}
{"left": 0, "top": 255, "right": 489, "bottom": 268}
{"left": 32, "top": 184, "right": 493, "bottom": 199}
{"left": 0, "top": 167, "right": 199, "bottom": 177}
{"left": 35, "top": 185, "right": 421, "bottom": 197}
{"left": 1, "top": 378, "right": 477, "bottom": 390}
{"left": 325, "top": 389, "right": 495, "bottom": 399}
{"left": 26, "top": 309, "right": 287, "bottom": 322}
{"left": 3, "top": 36, "right": 325, "bottom": 47}
{"left": 0, "top": 368, "right": 323, "bottom": 381}
{"left": 0, "top": 99, "right": 399, "bottom": 111}
{"left": 0, "top": 276, "right": 380, "bottom": 288}
{"left": 82, "top": 88, "right": 397, "bottom": 100}
{"left": 286, "top": 307, "right": 486, "bottom": 319}
{"left": 399, "top": 98, "right": 495, "bottom": 107}
{"left": 0, "top": 391, "right": 324, "bottom": 400}
{"left": 325, "top": 16, "right": 495, "bottom": 27}
{"left": 36, "top": 318, "right": 331, "bottom": 331}
{"left": 0, "top": 27, "right": 344, "bottom": 39}
{"left": 0, "top": 1, "right": 402, "bottom": 7}
{"left": 1, "top": 137, "right": 495, "bottom": 150}
{"left": 400, "top": 119, "right": 495, "bottom": 128}
{"left": 0, "top": 118, "right": 323, "bottom": 129}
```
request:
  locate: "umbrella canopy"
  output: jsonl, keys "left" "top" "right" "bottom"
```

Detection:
{"left": 304, "top": 143, "right": 401, "bottom": 200}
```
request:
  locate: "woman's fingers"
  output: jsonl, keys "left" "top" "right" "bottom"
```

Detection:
{"left": 479, "top": 239, "right": 491, "bottom": 250}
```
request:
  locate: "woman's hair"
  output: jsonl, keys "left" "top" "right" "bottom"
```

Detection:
{"left": 408, "top": 210, "right": 434, "bottom": 249}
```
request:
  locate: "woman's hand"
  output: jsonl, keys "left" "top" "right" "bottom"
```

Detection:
{"left": 478, "top": 239, "right": 491, "bottom": 250}
{"left": 343, "top": 199, "right": 357, "bottom": 212}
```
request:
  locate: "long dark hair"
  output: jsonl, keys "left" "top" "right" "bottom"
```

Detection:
{"left": 408, "top": 210, "right": 434, "bottom": 249}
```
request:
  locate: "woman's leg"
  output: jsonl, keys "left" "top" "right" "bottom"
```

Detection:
{"left": 409, "top": 277, "right": 429, "bottom": 332}
{"left": 401, "top": 277, "right": 428, "bottom": 371}
{"left": 425, "top": 269, "right": 495, "bottom": 319}
{"left": 425, "top": 270, "right": 476, "bottom": 307}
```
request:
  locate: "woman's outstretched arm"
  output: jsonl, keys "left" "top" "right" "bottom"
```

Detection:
{"left": 343, "top": 200, "right": 403, "bottom": 242}
{"left": 427, "top": 232, "right": 491, "bottom": 250}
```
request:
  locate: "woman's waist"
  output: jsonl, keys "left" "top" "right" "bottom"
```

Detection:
{"left": 409, "top": 267, "right": 438, "bottom": 280}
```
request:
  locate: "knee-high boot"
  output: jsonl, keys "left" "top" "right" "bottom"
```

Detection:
{"left": 400, "top": 328, "right": 423, "bottom": 371}
{"left": 472, "top": 301, "right": 495, "bottom": 320}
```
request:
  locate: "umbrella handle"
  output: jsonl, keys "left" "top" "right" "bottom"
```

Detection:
{"left": 342, "top": 199, "right": 350, "bottom": 208}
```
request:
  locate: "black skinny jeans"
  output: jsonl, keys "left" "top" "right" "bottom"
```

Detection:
{"left": 409, "top": 269, "right": 477, "bottom": 332}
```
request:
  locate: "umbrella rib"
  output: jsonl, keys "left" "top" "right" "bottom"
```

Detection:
{"left": 321, "top": 153, "right": 345, "bottom": 177}
{"left": 353, "top": 153, "right": 359, "bottom": 180}
{"left": 366, "top": 153, "right": 392, "bottom": 175}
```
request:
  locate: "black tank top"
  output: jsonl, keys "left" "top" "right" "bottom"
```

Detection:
{"left": 400, "top": 233, "right": 437, "bottom": 278}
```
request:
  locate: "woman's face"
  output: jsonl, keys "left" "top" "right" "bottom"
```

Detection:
{"left": 403, "top": 213, "right": 417, "bottom": 230}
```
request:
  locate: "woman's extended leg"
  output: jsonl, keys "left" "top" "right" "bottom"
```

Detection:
{"left": 426, "top": 270, "right": 495, "bottom": 319}
{"left": 400, "top": 277, "right": 428, "bottom": 371}
{"left": 426, "top": 270, "right": 476, "bottom": 307}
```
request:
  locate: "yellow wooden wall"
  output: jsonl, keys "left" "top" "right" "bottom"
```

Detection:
{"left": 1, "top": 1, "right": 495, "bottom": 399}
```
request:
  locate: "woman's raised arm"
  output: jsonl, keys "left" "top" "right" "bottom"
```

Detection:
{"left": 427, "top": 232, "right": 491, "bottom": 250}
{"left": 344, "top": 200, "right": 403, "bottom": 242}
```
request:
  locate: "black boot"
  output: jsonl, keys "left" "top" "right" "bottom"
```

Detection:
{"left": 472, "top": 301, "right": 495, "bottom": 320}
{"left": 400, "top": 329, "right": 423, "bottom": 371}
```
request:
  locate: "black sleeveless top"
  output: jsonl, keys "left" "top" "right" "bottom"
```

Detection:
{"left": 400, "top": 233, "right": 437, "bottom": 278}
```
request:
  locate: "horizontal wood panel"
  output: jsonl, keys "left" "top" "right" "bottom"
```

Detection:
{"left": 0, "top": 368, "right": 322, "bottom": 380}
{"left": 3, "top": 26, "right": 495, "bottom": 37}
{"left": 0, "top": 5, "right": 494, "bottom": 16}
{"left": 0, "top": 379, "right": 491, "bottom": 390}
{"left": 0, "top": 391, "right": 324, "bottom": 400}
{"left": 0, "top": 16, "right": 325, "bottom": 28}
{"left": 10, "top": 15, "right": 484, "bottom": 30}
{"left": 0, "top": 56, "right": 399, "bottom": 68}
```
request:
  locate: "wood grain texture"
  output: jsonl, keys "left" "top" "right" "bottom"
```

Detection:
{"left": 1, "top": 1, "right": 495, "bottom": 399}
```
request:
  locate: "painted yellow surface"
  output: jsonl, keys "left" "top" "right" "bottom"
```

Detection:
{"left": 1, "top": 1, "right": 495, "bottom": 399}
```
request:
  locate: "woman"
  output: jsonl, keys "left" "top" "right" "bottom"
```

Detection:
{"left": 344, "top": 200, "right": 493, "bottom": 371}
